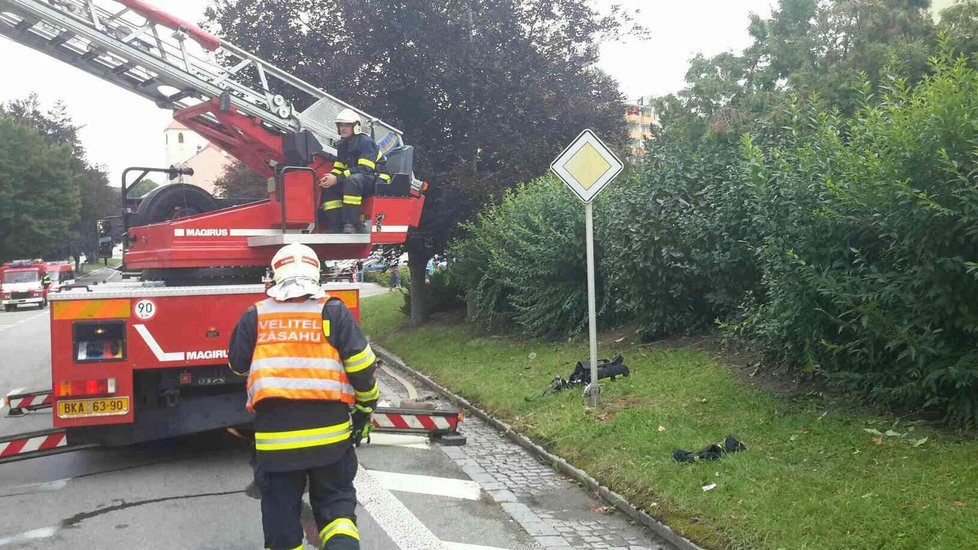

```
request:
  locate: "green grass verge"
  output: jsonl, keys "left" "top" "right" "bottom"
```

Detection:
{"left": 362, "top": 292, "right": 978, "bottom": 550}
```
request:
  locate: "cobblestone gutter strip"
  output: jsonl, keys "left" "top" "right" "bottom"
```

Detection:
{"left": 373, "top": 345, "right": 706, "bottom": 550}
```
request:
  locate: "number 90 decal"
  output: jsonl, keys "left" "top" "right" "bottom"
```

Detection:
{"left": 134, "top": 299, "right": 157, "bottom": 320}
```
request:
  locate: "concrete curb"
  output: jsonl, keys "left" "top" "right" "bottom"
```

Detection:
{"left": 373, "top": 344, "right": 706, "bottom": 550}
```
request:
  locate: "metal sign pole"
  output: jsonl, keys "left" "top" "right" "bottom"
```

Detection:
{"left": 549, "top": 129, "right": 623, "bottom": 410}
{"left": 584, "top": 201, "right": 600, "bottom": 408}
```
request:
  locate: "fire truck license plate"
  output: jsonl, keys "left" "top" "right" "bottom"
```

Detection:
{"left": 57, "top": 397, "right": 129, "bottom": 418}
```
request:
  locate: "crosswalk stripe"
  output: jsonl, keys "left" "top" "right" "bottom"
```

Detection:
{"left": 355, "top": 468, "right": 444, "bottom": 550}
{"left": 370, "top": 470, "right": 482, "bottom": 501}
{"left": 367, "top": 433, "right": 430, "bottom": 449}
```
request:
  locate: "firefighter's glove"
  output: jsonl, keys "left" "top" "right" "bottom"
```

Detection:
{"left": 351, "top": 404, "right": 374, "bottom": 447}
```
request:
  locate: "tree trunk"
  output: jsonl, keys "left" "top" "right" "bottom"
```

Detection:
{"left": 466, "top": 291, "right": 477, "bottom": 320}
{"left": 408, "top": 254, "right": 428, "bottom": 327}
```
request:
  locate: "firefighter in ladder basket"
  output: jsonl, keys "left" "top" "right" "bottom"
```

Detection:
{"left": 319, "top": 109, "right": 386, "bottom": 234}
{"left": 228, "top": 243, "right": 379, "bottom": 549}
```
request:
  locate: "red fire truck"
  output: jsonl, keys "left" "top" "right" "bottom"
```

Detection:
{"left": 0, "top": 0, "right": 462, "bottom": 461}
{"left": 0, "top": 259, "right": 49, "bottom": 311}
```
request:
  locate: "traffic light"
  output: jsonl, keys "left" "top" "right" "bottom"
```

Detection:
{"left": 97, "top": 219, "right": 113, "bottom": 258}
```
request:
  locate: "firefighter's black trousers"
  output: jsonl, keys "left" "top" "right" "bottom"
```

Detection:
{"left": 320, "top": 173, "right": 373, "bottom": 231}
{"left": 255, "top": 447, "right": 360, "bottom": 550}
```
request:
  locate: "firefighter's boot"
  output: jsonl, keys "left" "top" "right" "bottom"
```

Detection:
{"left": 342, "top": 204, "right": 363, "bottom": 234}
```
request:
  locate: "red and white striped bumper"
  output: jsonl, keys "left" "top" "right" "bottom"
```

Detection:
{"left": 4, "top": 390, "right": 53, "bottom": 415}
{"left": 372, "top": 408, "right": 461, "bottom": 434}
{"left": 0, "top": 429, "right": 67, "bottom": 460}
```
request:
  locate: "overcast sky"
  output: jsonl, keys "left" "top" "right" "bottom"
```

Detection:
{"left": 0, "top": 1, "right": 775, "bottom": 185}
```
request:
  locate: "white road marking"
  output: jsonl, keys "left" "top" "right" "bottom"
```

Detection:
{"left": 442, "top": 543, "right": 513, "bottom": 550}
{"left": 0, "top": 526, "right": 59, "bottom": 547}
{"left": 354, "top": 468, "right": 445, "bottom": 550}
{"left": 367, "top": 433, "right": 430, "bottom": 449}
{"left": 0, "top": 478, "right": 71, "bottom": 495}
{"left": 370, "top": 470, "right": 482, "bottom": 501}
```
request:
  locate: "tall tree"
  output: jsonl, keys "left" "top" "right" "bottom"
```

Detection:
{"left": 206, "top": 0, "right": 640, "bottom": 324}
{"left": 940, "top": 0, "right": 978, "bottom": 59}
{"left": 743, "top": 0, "right": 936, "bottom": 112}
{"left": 213, "top": 161, "right": 268, "bottom": 198}
{"left": 3, "top": 95, "right": 117, "bottom": 261}
{"left": 0, "top": 115, "right": 79, "bottom": 259}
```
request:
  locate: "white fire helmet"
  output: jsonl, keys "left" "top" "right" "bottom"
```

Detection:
{"left": 267, "top": 243, "right": 324, "bottom": 300}
{"left": 335, "top": 108, "right": 362, "bottom": 135}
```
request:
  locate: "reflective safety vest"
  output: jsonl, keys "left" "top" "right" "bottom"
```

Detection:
{"left": 246, "top": 297, "right": 356, "bottom": 412}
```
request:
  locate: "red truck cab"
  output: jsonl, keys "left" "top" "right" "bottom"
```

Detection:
{"left": 43, "top": 262, "right": 76, "bottom": 293}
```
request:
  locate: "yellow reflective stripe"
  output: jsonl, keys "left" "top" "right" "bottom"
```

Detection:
{"left": 376, "top": 152, "right": 383, "bottom": 161}
{"left": 358, "top": 157, "right": 376, "bottom": 169}
{"left": 342, "top": 195, "right": 362, "bottom": 206}
{"left": 334, "top": 161, "right": 347, "bottom": 169}
{"left": 255, "top": 421, "right": 350, "bottom": 440}
{"left": 378, "top": 173, "right": 391, "bottom": 182}
{"left": 344, "top": 346, "right": 376, "bottom": 373}
{"left": 255, "top": 421, "right": 352, "bottom": 451}
{"left": 323, "top": 320, "right": 330, "bottom": 337}
{"left": 323, "top": 200, "right": 343, "bottom": 211}
{"left": 265, "top": 545, "right": 302, "bottom": 550}
{"left": 255, "top": 432, "right": 350, "bottom": 451}
{"left": 320, "top": 518, "right": 359, "bottom": 545}
{"left": 331, "top": 168, "right": 343, "bottom": 175}
{"left": 356, "top": 384, "right": 380, "bottom": 402}
{"left": 343, "top": 169, "right": 351, "bottom": 177}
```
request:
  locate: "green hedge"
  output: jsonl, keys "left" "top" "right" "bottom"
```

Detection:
{"left": 601, "top": 128, "right": 762, "bottom": 337}
{"left": 735, "top": 54, "right": 978, "bottom": 426}
{"left": 446, "top": 176, "right": 620, "bottom": 337}
{"left": 447, "top": 53, "right": 978, "bottom": 426}
{"left": 364, "top": 266, "right": 409, "bottom": 288}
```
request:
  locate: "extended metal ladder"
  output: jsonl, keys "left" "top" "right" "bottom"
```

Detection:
{"left": 0, "top": 0, "right": 403, "bottom": 156}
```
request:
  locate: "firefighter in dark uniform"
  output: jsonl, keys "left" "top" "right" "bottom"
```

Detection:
{"left": 228, "top": 242, "right": 379, "bottom": 550}
{"left": 320, "top": 109, "right": 383, "bottom": 234}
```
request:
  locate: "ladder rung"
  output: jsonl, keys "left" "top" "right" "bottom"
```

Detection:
{"left": 81, "top": 47, "right": 103, "bottom": 61}
{"left": 111, "top": 59, "right": 135, "bottom": 74}
{"left": 51, "top": 30, "right": 73, "bottom": 46}
{"left": 13, "top": 15, "right": 35, "bottom": 31}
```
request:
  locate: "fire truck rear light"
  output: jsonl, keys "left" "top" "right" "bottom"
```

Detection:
{"left": 56, "top": 377, "right": 116, "bottom": 397}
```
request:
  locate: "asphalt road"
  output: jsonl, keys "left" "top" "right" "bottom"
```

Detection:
{"left": 0, "top": 278, "right": 670, "bottom": 550}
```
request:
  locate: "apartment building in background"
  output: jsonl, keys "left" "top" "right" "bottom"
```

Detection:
{"left": 626, "top": 96, "right": 657, "bottom": 158}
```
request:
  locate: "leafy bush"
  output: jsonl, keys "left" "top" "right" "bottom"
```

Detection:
{"left": 364, "top": 266, "right": 409, "bottom": 288}
{"left": 444, "top": 52, "right": 978, "bottom": 426}
{"left": 736, "top": 53, "right": 978, "bottom": 426}
{"left": 601, "top": 115, "right": 762, "bottom": 337}
{"left": 446, "top": 176, "right": 621, "bottom": 337}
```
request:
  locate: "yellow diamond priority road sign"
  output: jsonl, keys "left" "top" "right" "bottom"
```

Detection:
{"left": 550, "top": 129, "right": 624, "bottom": 203}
